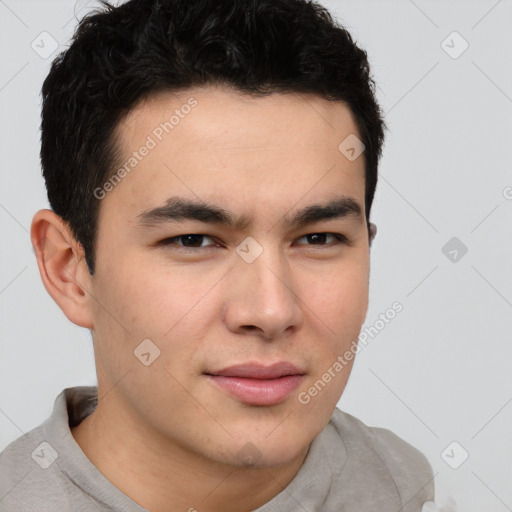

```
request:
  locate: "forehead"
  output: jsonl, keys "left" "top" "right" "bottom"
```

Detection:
{"left": 118, "top": 86, "right": 361, "bottom": 150}
{"left": 102, "top": 86, "right": 366, "bottom": 227}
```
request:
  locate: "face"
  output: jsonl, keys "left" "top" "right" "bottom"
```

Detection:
{"left": 88, "top": 86, "right": 370, "bottom": 468}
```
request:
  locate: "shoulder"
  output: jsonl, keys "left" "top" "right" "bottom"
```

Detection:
{"left": 328, "top": 408, "right": 435, "bottom": 508}
{"left": 0, "top": 387, "right": 95, "bottom": 512}
{"left": 0, "top": 423, "right": 67, "bottom": 511}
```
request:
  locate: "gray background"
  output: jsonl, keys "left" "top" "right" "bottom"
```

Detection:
{"left": 1, "top": 0, "right": 511, "bottom": 510}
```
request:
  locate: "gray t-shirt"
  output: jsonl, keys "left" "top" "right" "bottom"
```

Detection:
{"left": 0, "top": 386, "right": 435, "bottom": 511}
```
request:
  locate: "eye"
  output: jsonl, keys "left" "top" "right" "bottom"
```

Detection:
{"left": 295, "top": 232, "right": 348, "bottom": 246}
{"left": 159, "top": 234, "right": 218, "bottom": 250}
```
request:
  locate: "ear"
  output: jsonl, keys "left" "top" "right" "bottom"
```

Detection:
{"left": 369, "top": 222, "right": 377, "bottom": 247}
{"left": 31, "top": 209, "right": 94, "bottom": 328}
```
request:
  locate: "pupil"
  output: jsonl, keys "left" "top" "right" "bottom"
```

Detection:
{"left": 182, "top": 234, "right": 203, "bottom": 247}
{"left": 308, "top": 233, "right": 326, "bottom": 244}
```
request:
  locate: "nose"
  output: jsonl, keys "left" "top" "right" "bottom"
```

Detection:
{"left": 222, "top": 247, "right": 304, "bottom": 340}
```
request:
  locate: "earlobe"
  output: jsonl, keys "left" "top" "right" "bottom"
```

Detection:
{"left": 30, "top": 209, "right": 94, "bottom": 329}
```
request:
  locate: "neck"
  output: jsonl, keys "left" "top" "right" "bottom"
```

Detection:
{"left": 71, "top": 391, "right": 309, "bottom": 512}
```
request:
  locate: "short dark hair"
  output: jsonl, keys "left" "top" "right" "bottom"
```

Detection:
{"left": 40, "top": 0, "right": 385, "bottom": 275}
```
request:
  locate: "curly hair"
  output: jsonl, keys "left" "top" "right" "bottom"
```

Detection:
{"left": 40, "top": 0, "right": 385, "bottom": 274}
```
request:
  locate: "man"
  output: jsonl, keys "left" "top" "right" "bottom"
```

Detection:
{"left": 0, "top": 0, "right": 436, "bottom": 510}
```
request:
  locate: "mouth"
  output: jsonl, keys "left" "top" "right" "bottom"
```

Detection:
{"left": 204, "top": 362, "right": 305, "bottom": 406}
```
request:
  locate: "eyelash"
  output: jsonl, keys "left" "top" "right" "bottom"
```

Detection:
{"left": 158, "top": 232, "right": 349, "bottom": 251}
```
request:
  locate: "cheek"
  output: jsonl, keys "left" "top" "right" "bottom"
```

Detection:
{"left": 308, "top": 262, "right": 369, "bottom": 328}
{"left": 297, "top": 271, "right": 367, "bottom": 423}
{"left": 300, "top": 260, "right": 369, "bottom": 392}
{"left": 100, "top": 258, "right": 208, "bottom": 336}
{"left": 93, "top": 259, "right": 228, "bottom": 385}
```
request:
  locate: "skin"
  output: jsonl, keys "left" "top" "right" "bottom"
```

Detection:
{"left": 31, "top": 85, "right": 374, "bottom": 512}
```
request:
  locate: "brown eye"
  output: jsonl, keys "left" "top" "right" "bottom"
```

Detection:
{"left": 159, "top": 234, "right": 217, "bottom": 249}
{"left": 295, "top": 233, "right": 348, "bottom": 246}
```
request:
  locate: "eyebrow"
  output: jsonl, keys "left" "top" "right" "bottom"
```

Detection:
{"left": 135, "top": 195, "right": 362, "bottom": 231}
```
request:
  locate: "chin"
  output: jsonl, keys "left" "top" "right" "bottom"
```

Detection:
{"left": 222, "top": 424, "right": 313, "bottom": 469}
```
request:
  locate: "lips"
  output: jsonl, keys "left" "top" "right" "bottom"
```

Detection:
{"left": 204, "top": 362, "right": 305, "bottom": 406}
{"left": 206, "top": 362, "right": 304, "bottom": 379}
